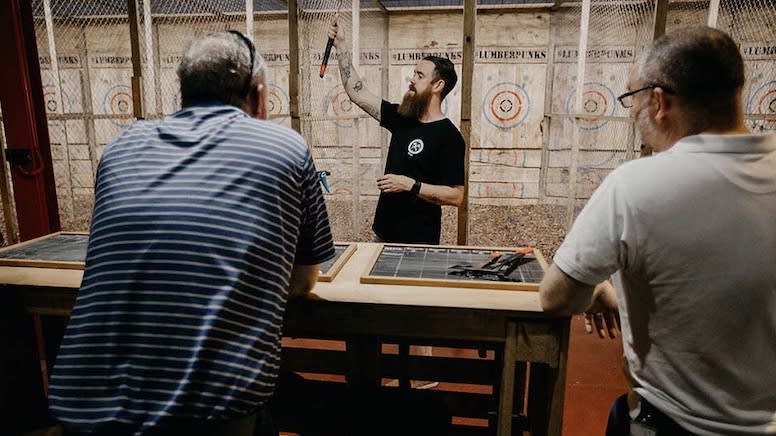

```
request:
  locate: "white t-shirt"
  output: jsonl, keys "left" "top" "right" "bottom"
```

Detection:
{"left": 554, "top": 133, "right": 776, "bottom": 435}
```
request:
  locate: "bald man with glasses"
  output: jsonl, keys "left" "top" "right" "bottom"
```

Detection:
{"left": 540, "top": 27, "right": 776, "bottom": 435}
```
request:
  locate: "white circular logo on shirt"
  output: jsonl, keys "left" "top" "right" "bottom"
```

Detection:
{"left": 407, "top": 139, "right": 424, "bottom": 156}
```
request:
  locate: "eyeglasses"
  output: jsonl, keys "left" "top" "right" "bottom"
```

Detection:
{"left": 617, "top": 84, "right": 673, "bottom": 108}
{"left": 227, "top": 30, "right": 255, "bottom": 92}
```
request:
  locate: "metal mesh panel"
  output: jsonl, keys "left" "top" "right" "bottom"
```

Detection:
{"left": 32, "top": 0, "right": 134, "bottom": 231}
{"left": 18, "top": 0, "right": 775, "bottom": 241}
{"left": 28, "top": 0, "right": 291, "bottom": 231}
{"left": 297, "top": 0, "right": 389, "bottom": 241}
{"left": 545, "top": 1, "right": 654, "bottom": 224}
{"left": 666, "top": 0, "right": 711, "bottom": 32}
{"left": 717, "top": 0, "right": 776, "bottom": 132}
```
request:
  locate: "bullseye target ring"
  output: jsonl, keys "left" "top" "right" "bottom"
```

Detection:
{"left": 746, "top": 81, "right": 776, "bottom": 131}
{"left": 102, "top": 85, "right": 133, "bottom": 127}
{"left": 322, "top": 85, "right": 356, "bottom": 128}
{"left": 482, "top": 82, "right": 530, "bottom": 130}
{"left": 565, "top": 82, "right": 616, "bottom": 130}
{"left": 43, "top": 85, "right": 72, "bottom": 114}
{"left": 267, "top": 85, "right": 289, "bottom": 124}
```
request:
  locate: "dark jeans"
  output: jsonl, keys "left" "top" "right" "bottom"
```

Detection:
{"left": 60, "top": 408, "right": 274, "bottom": 436}
{"left": 55, "top": 371, "right": 450, "bottom": 436}
{"left": 271, "top": 371, "right": 450, "bottom": 436}
{"left": 606, "top": 393, "right": 696, "bottom": 436}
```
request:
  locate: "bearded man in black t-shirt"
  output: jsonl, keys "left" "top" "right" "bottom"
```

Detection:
{"left": 329, "top": 23, "right": 465, "bottom": 245}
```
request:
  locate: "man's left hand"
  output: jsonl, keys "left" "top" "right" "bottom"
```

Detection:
{"left": 377, "top": 174, "right": 414, "bottom": 193}
{"left": 584, "top": 280, "right": 620, "bottom": 339}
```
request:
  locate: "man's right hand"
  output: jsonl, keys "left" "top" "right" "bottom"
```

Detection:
{"left": 328, "top": 21, "right": 344, "bottom": 49}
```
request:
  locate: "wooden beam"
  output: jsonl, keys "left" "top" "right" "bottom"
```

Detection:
{"left": 551, "top": 0, "right": 567, "bottom": 11}
{"left": 652, "top": 0, "right": 669, "bottom": 39}
{"left": 142, "top": 0, "right": 156, "bottom": 117}
{"left": 0, "top": 129, "right": 17, "bottom": 244}
{"left": 565, "top": 0, "right": 591, "bottom": 228}
{"left": 288, "top": 0, "right": 301, "bottom": 133}
{"left": 707, "top": 0, "right": 721, "bottom": 27}
{"left": 0, "top": 0, "right": 61, "bottom": 241}
{"left": 127, "top": 0, "right": 145, "bottom": 119}
{"left": 372, "top": 0, "right": 389, "bottom": 14}
{"left": 457, "top": 0, "right": 475, "bottom": 245}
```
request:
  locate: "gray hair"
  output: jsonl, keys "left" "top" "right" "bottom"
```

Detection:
{"left": 177, "top": 31, "right": 267, "bottom": 108}
{"left": 637, "top": 26, "right": 744, "bottom": 125}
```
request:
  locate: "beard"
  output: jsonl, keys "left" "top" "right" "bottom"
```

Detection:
{"left": 397, "top": 86, "right": 433, "bottom": 119}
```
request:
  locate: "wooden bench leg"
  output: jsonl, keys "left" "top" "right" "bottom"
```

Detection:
{"left": 497, "top": 321, "right": 517, "bottom": 436}
{"left": 32, "top": 313, "right": 49, "bottom": 397}
{"left": 346, "top": 337, "right": 381, "bottom": 388}
{"left": 398, "top": 342, "right": 410, "bottom": 389}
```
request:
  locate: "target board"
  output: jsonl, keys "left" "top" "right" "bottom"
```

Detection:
{"left": 482, "top": 82, "right": 531, "bottom": 129}
{"left": 747, "top": 80, "right": 776, "bottom": 131}
{"left": 267, "top": 84, "right": 290, "bottom": 124}
{"left": 564, "top": 82, "right": 616, "bottom": 130}
{"left": 322, "top": 85, "right": 357, "bottom": 128}
{"left": 361, "top": 244, "right": 547, "bottom": 292}
{"left": 43, "top": 85, "right": 73, "bottom": 114}
{"left": 102, "top": 84, "right": 134, "bottom": 127}
{"left": 318, "top": 243, "right": 357, "bottom": 282}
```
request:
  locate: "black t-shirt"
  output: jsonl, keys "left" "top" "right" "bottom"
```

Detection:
{"left": 372, "top": 100, "right": 465, "bottom": 244}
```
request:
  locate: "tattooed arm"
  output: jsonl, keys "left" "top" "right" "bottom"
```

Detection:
{"left": 328, "top": 22, "right": 382, "bottom": 121}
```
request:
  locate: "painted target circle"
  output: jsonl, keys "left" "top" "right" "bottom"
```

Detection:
{"left": 103, "top": 84, "right": 134, "bottom": 127}
{"left": 267, "top": 85, "right": 289, "bottom": 124}
{"left": 746, "top": 81, "right": 776, "bottom": 131}
{"left": 564, "top": 82, "right": 616, "bottom": 131}
{"left": 322, "top": 85, "right": 355, "bottom": 128}
{"left": 482, "top": 82, "right": 530, "bottom": 130}
{"left": 43, "top": 85, "right": 72, "bottom": 114}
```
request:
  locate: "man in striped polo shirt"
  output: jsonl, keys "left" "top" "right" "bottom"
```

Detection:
{"left": 49, "top": 31, "right": 335, "bottom": 435}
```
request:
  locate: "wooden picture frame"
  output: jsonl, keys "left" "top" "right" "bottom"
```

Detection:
{"left": 360, "top": 243, "right": 547, "bottom": 292}
{"left": 317, "top": 243, "right": 357, "bottom": 282}
{"left": 0, "top": 231, "right": 88, "bottom": 270}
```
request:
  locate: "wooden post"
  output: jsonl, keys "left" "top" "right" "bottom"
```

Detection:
{"left": 352, "top": 0, "right": 362, "bottom": 244}
{"left": 246, "top": 0, "right": 254, "bottom": 41}
{"left": 288, "top": 0, "right": 301, "bottom": 133}
{"left": 0, "top": 131, "right": 17, "bottom": 244}
{"left": 565, "top": 0, "right": 591, "bottom": 228}
{"left": 539, "top": 19, "right": 556, "bottom": 203}
{"left": 457, "top": 0, "right": 475, "bottom": 245}
{"left": 653, "top": 0, "right": 669, "bottom": 40}
{"left": 42, "top": 0, "right": 64, "bottom": 118}
{"left": 127, "top": 0, "right": 145, "bottom": 119}
{"left": 380, "top": 8, "right": 390, "bottom": 172}
{"left": 707, "top": 0, "right": 721, "bottom": 27}
{"left": 142, "top": 0, "right": 155, "bottom": 117}
{"left": 0, "top": 0, "right": 61, "bottom": 240}
{"left": 80, "top": 26, "right": 100, "bottom": 180}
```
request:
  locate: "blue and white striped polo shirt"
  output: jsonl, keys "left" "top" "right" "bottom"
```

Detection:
{"left": 49, "top": 103, "right": 334, "bottom": 433}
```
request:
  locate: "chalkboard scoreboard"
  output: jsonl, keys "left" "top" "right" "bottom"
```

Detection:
{"left": 0, "top": 232, "right": 356, "bottom": 282}
{"left": 361, "top": 244, "right": 547, "bottom": 292}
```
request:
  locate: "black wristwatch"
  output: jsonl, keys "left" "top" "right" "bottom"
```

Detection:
{"left": 410, "top": 180, "right": 422, "bottom": 196}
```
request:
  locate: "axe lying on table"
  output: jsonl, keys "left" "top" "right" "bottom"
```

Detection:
{"left": 449, "top": 247, "right": 534, "bottom": 282}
